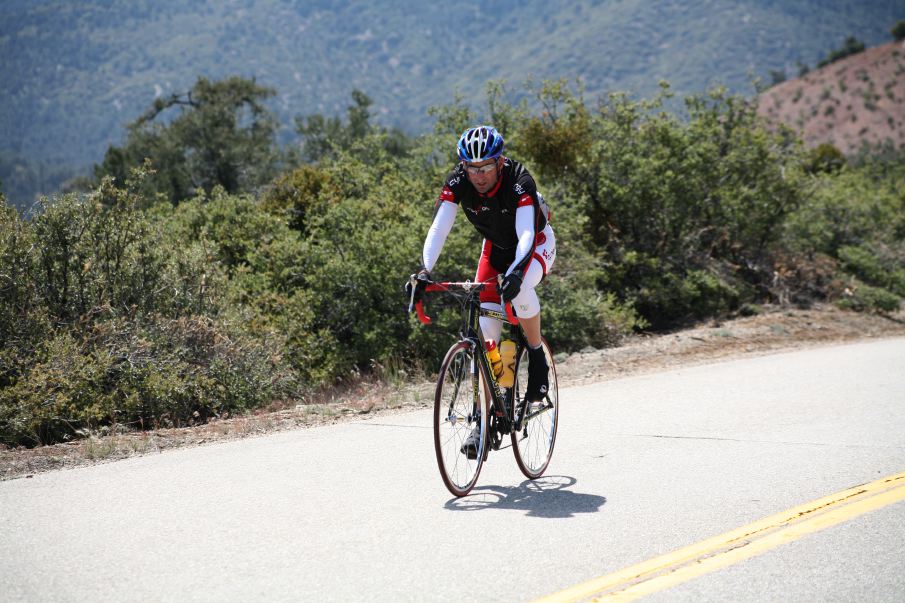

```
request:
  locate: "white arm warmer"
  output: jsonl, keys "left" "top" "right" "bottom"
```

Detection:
{"left": 422, "top": 201, "right": 457, "bottom": 271}
{"left": 507, "top": 204, "right": 535, "bottom": 276}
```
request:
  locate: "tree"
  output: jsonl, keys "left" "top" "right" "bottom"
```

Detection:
{"left": 805, "top": 143, "right": 846, "bottom": 174}
{"left": 817, "top": 36, "right": 866, "bottom": 68}
{"left": 94, "top": 76, "right": 281, "bottom": 204}
{"left": 768, "top": 69, "right": 787, "bottom": 87}
{"left": 892, "top": 20, "right": 905, "bottom": 41}
{"left": 294, "top": 90, "right": 412, "bottom": 163}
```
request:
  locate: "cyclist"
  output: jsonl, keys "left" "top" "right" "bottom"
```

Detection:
{"left": 408, "top": 125, "right": 557, "bottom": 455}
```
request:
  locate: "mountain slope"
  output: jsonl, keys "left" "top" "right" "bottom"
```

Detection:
{"left": 1, "top": 1, "right": 902, "bottom": 178}
{"left": 757, "top": 39, "right": 905, "bottom": 154}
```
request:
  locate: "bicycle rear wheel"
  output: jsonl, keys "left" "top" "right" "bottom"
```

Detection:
{"left": 433, "top": 341, "right": 489, "bottom": 497}
{"left": 511, "top": 338, "right": 558, "bottom": 479}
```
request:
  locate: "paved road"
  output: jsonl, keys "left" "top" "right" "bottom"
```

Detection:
{"left": 2, "top": 338, "right": 904, "bottom": 602}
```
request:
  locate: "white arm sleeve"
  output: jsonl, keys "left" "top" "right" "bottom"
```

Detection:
{"left": 506, "top": 204, "right": 535, "bottom": 276}
{"left": 422, "top": 201, "right": 457, "bottom": 271}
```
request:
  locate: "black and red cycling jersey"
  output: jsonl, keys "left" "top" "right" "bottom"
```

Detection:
{"left": 436, "top": 158, "right": 550, "bottom": 253}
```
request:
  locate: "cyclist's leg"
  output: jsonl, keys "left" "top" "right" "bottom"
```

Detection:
{"left": 475, "top": 239, "right": 503, "bottom": 344}
{"left": 511, "top": 224, "right": 556, "bottom": 345}
{"left": 511, "top": 225, "right": 556, "bottom": 400}
{"left": 511, "top": 336, "right": 558, "bottom": 478}
{"left": 507, "top": 226, "right": 558, "bottom": 477}
{"left": 457, "top": 241, "right": 503, "bottom": 458}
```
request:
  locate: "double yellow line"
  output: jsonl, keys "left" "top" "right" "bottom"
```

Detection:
{"left": 535, "top": 470, "right": 905, "bottom": 602}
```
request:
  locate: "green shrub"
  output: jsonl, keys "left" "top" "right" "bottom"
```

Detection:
{"left": 784, "top": 167, "right": 904, "bottom": 257}
{"left": 806, "top": 144, "right": 846, "bottom": 174}
{"left": 837, "top": 283, "right": 901, "bottom": 314}
{"left": 541, "top": 278, "right": 644, "bottom": 349}
{"left": 498, "top": 83, "right": 804, "bottom": 327}
{"left": 837, "top": 245, "right": 905, "bottom": 297}
{"left": 817, "top": 36, "right": 866, "bottom": 68}
{"left": 0, "top": 315, "right": 297, "bottom": 446}
{"left": 892, "top": 20, "right": 905, "bottom": 42}
{"left": 5, "top": 79, "right": 904, "bottom": 448}
{"left": 837, "top": 245, "right": 886, "bottom": 284}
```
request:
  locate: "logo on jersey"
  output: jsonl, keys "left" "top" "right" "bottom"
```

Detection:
{"left": 439, "top": 186, "right": 454, "bottom": 203}
{"left": 465, "top": 204, "right": 490, "bottom": 216}
{"left": 513, "top": 183, "right": 525, "bottom": 195}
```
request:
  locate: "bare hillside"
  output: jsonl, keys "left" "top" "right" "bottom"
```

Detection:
{"left": 757, "top": 39, "right": 905, "bottom": 155}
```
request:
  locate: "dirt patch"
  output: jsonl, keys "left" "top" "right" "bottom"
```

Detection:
{"left": 3, "top": 304, "right": 904, "bottom": 481}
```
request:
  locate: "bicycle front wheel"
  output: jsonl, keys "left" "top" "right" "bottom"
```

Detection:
{"left": 511, "top": 338, "right": 559, "bottom": 479}
{"left": 433, "top": 341, "right": 489, "bottom": 497}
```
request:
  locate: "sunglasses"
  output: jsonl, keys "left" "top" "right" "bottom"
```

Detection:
{"left": 464, "top": 161, "right": 498, "bottom": 175}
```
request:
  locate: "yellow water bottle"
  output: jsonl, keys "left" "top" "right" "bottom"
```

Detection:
{"left": 485, "top": 340, "right": 503, "bottom": 380}
{"left": 498, "top": 339, "right": 516, "bottom": 388}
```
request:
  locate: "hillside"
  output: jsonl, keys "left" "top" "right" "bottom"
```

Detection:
{"left": 757, "top": 39, "right": 905, "bottom": 155}
{"left": 2, "top": 0, "right": 902, "bottom": 207}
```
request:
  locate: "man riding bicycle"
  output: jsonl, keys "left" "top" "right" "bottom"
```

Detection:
{"left": 408, "top": 125, "right": 557, "bottom": 454}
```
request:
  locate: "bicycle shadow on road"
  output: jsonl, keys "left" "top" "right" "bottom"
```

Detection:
{"left": 444, "top": 475, "right": 606, "bottom": 518}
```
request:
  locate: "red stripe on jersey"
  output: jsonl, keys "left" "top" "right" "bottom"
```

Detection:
{"left": 439, "top": 186, "right": 454, "bottom": 202}
{"left": 518, "top": 194, "right": 533, "bottom": 208}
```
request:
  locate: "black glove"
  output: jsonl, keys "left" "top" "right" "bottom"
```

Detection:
{"left": 497, "top": 270, "right": 523, "bottom": 301}
{"left": 405, "top": 268, "right": 431, "bottom": 308}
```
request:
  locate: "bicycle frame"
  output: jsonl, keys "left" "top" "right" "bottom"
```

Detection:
{"left": 415, "top": 276, "right": 559, "bottom": 494}
{"left": 413, "top": 280, "right": 529, "bottom": 444}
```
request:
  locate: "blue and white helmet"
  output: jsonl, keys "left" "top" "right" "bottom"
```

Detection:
{"left": 457, "top": 126, "right": 504, "bottom": 162}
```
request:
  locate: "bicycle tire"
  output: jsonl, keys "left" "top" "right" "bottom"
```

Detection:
{"left": 511, "top": 338, "right": 558, "bottom": 479}
{"left": 433, "top": 340, "right": 490, "bottom": 497}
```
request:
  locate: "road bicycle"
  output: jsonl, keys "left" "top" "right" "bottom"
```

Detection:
{"left": 409, "top": 277, "right": 559, "bottom": 497}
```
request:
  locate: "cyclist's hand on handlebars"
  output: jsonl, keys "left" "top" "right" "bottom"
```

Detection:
{"left": 497, "top": 270, "right": 523, "bottom": 301}
{"left": 405, "top": 268, "right": 431, "bottom": 307}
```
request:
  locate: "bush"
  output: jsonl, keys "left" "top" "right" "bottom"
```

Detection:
{"left": 817, "top": 36, "right": 866, "bottom": 68}
{"left": 837, "top": 244, "right": 905, "bottom": 297}
{"left": 607, "top": 252, "right": 747, "bottom": 328}
{"left": 892, "top": 20, "right": 905, "bottom": 42}
{"left": 0, "top": 177, "right": 303, "bottom": 446}
{"left": 498, "top": 83, "right": 805, "bottom": 327}
{"left": 838, "top": 245, "right": 886, "bottom": 286}
{"left": 837, "top": 283, "right": 901, "bottom": 314}
{"left": 0, "top": 314, "right": 298, "bottom": 447}
{"left": 5, "top": 79, "right": 904, "bottom": 448}
{"left": 541, "top": 278, "right": 644, "bottom": 349}
{"left": 784, "top": 167, "right": 904, "bottom": 257}
{"left": 806, "top": 144, "right": 846, "bottom": 174}
{"left": 769, "top": 252, "right": 845, "bottom": 306}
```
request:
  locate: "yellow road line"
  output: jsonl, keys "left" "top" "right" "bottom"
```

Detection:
{"left": 534, "top": 470, "right": 905, "bottom": 603}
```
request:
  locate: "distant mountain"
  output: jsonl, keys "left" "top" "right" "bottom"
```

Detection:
{"left": 757, "top": 39, "right": 905, "bottom": 155}
{"left": 1, "top": 0, "right": 903, "bottom": 205}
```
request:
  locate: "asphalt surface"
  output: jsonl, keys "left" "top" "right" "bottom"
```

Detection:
{"left": 1, "top": 338, "right": 904, "bottom": 602}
